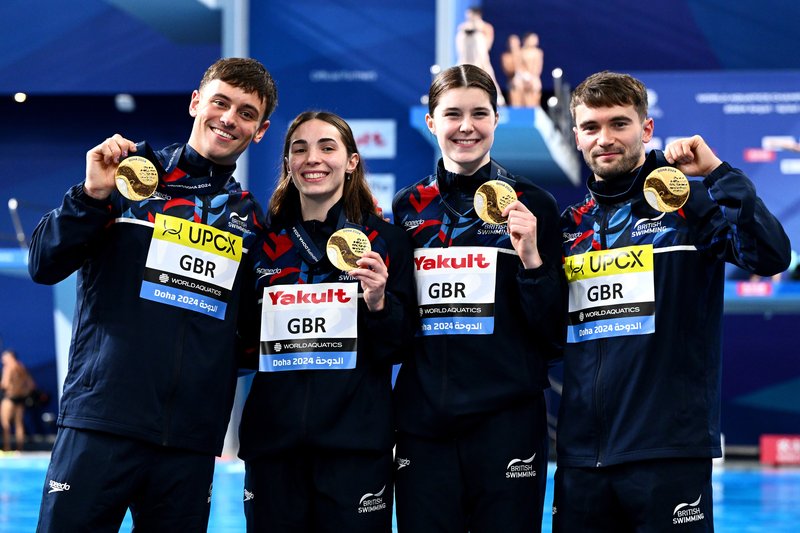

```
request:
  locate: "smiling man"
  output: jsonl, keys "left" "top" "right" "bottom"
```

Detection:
{"left": 554, "top": 71, "right": 790, "bottom": 533}
{"left": 29, "top": 58, "right": 277, "bottom": 532}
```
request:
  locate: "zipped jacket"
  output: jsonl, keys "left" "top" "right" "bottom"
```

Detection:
{"left": 558, "top": 150, "right": 791, "bottom": 467}
{"left": 237, "top": 201, "right": 417, "bottom": 458}
{"left": 28, "top": 143, "right": 263, "bottom": 455}
{"left": 392, "top": 160, "right": 564, "bottom": 438}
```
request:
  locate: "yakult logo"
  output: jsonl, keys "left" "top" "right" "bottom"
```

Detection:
{"left": 414, "top": 253, "right": 491, "bottom": 271}
{"left": 268, "top": 288, "right": 351, "bottom": 306}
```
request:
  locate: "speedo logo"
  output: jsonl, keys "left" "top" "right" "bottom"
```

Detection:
{"left": 396, "top": 457, "right": 411, "bottom": 470}
{"left": 414, "top": 253, "right": 491, "bottom": 271}
{"left": 150, "top": 191, "right": 171, "bottom": 201}
{"left": 268, "top": 288, "right": 351, "bottom": 306}
{"left": 506, "top": 454, "right": 537, "bottom": 479}
{"left": 48, "top": 480, "right": 71, "bottom": 493}
{"left": 672, "top": 495, "right": 704, "bottom": 524}
{"left": 256, "top": 267, "right": 281, "bottom": 276}
{"left": 358, "top": 485, "right": 387, "bottom": 514}
{"left": 402, "top": 219, "right": 424, "bottom": 229}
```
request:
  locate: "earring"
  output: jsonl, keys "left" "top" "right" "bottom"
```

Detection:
{"left": 346, "top": 173, "right": 352, "bottom": 181}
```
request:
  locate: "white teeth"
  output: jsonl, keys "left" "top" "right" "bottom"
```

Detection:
{"left": 212, "top": 128, "right": 234, "bottom": 140}
{"left": 303, "top": 172, "right": 327, "bottom": 179}
{"left": 453, "top": 139, "right": 478, "bottom": 145}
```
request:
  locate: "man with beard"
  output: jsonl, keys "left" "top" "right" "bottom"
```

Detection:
{"left": 553, "top": 71, "right": 790, "bottom": 532}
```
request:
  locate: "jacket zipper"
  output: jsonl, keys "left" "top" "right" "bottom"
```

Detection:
{"left": 594, "top": 339, "right": 606, "bottom": 467}
{"left": 164, "top": 195, "right": 207, "bottom": 445}
{"left": 438, "top": 219, "right": 457, "bottom": 406}
{"left": 594, "top": 208, "right": 610, "bottom": 466}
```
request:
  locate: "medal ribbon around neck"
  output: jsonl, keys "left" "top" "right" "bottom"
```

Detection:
{"left": 288, "top": 209, "right": 369, "bottom": 270}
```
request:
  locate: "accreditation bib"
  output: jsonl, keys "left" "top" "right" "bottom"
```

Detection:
{"left": 141, "top": 214, "right": 242, "bottom": 319}
{"left": 414, "top": 246, "right": 498, "bottom": 335}
{"left": 564, "top": 245, "right": 655, "bottom": 342}
{"left": 259, "top": 282, "right": 358, "bottom": 372}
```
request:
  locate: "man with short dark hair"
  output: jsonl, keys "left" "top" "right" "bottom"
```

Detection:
{"left": 554, "top": 70, "right": 790, "bottom": 532}
{"left": 30, "top": 57, "right": 277, "bottom": 532}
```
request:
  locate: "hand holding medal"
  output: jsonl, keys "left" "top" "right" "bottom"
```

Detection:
{"left": 474, "top": 180, "right": 517, "bottom": 224}
{"left": 84, "top": 135, "right": 160, "bottom": 201}
{"left": 327, "top": 227, "right": 388, "bottom": 312}
{"left": 652, "top": 134, "right": 726, "bottom": 212}
{"left": 115, "top": 155, "right": 159, "bottom": 201}
{"left": 643, "top": 166, "right": 690, "bottom": 212}
{"left": 326, "top": 227, "right": 371, "bottom": 271}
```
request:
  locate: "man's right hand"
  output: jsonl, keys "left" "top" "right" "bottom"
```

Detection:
{"left": 84, "top": 134, "right": 137, "bottom": 200}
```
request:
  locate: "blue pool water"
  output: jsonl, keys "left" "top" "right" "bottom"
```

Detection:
{"left": 2, "top": 454, "right": 799, "bottom": 532}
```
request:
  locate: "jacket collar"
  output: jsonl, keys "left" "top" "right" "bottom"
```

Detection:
{"left": 154, "top": 143, "right": 238, "bottom": 197}
{"left": 588, "top": 150, "right": 669, "bottom": 205}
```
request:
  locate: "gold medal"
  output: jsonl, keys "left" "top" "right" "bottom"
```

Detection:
{"left": 115, "top": 156, "right": 159, "bottom": 201}
{"left": 643, "top": 166, "right": 690, "bottom": 212}
{"left": 474, "top": 180, "right": 517, "bottom": 224}
{"left": 326, "top": 228, "right": 371, "bottom": 271}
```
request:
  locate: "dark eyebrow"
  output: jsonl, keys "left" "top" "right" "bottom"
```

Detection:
{"left": 211, "top": 92, "right": 259, "bottom": 116}
{"left": 290, "top": 138, "right": 338, "bottom": 147}
{"left": 578, "top": 115, "right": 633, "bottom": 129}
{"left": 441, "top": 106, "right": 491, "bottom": 113}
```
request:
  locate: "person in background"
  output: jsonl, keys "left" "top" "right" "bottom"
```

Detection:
{"left": 555, "top": 70, "right": 791, "bottom": 532}
{"left": 502, "top": 32, "right": 544, "bottom": 108}
{"left": 501, "top": 34, "right": 524, "bottom": 106}
{"left": 1, "top": 349, "right": 35, "bottom": 452}
{"left": 29, "top": 57, "right": 277, "bottom": 532}
{"left": 456, "top": 6, "right": 506, "bottom": 106}
{"left": 392, "top": 64, "right": 563, "bottom": 533}
{"left": 518, "top": 33, "right": 544, "bottom": 107}
{"left": 237, "top": 111, "right": 416, "bottom": 532}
